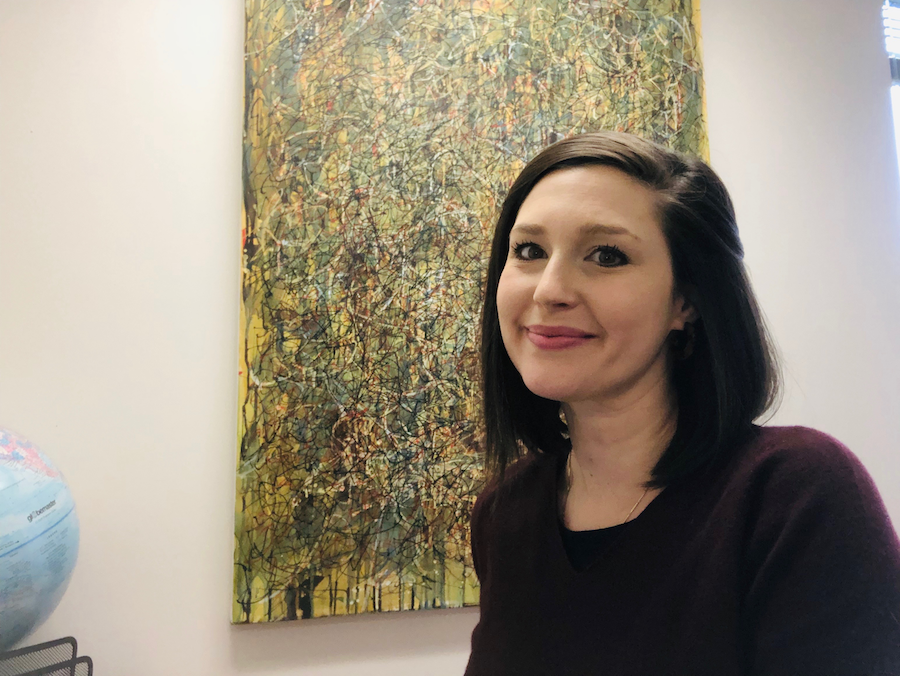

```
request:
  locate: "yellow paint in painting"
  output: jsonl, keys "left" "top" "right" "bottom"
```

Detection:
{"left": 248, "top": 575, "right": 269, "bottom": 623}
{"left": 693, "top": 0, "right": 710, "bottom": 162}
{"left": 306, "top": 560, "right": 478, "bottom": 617}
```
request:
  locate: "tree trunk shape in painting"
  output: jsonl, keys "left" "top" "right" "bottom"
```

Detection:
{"left": 234, "top": 0, "right": 707, "bottom": 622}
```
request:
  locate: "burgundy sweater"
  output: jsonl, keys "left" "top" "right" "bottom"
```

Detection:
{"left": 465, "top": 426, "right": 900, "bottom": 675}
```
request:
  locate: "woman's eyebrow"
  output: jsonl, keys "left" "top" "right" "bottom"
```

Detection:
{"left": 511, "top": 222, "right": 641, "bottom": 241}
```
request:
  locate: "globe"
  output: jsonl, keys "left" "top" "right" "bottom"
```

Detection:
{"left": 0, "top": 428, "right": 79, "bottom": 651}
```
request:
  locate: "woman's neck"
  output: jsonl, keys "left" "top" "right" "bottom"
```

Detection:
{"left": 562, "top": 380, "right": 677, "bottom": 493}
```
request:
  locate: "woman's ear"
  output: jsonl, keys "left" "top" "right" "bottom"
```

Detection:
{"left": 673, "top": 285, "right": 699, "bottom": 329}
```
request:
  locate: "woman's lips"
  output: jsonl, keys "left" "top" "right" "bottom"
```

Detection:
{"left": 525, "top": 326, "right": 594, "bottom": 350}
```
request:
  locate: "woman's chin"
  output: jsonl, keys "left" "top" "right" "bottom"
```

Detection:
{"left": 521, "top": 377, "right": 583, "bottom": 403}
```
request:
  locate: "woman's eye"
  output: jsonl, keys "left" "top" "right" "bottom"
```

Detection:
{"left": 590, "top": 245, "right": 628, "bottom": 267}
{"left": 512, "top": 242, "right": 545, "bottom": 260}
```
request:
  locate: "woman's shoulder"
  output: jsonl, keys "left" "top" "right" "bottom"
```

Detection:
{"left": 472, "top": 451, "right": 558, "bottom": 519}
{"left": 728, "top": 428, "right": 900, "bottom": 673}
{"left": 726, "top": 425, "right": 890, "bottom": 527}
{"left": 734, "top": 425, "right": 871, "bottom": 483}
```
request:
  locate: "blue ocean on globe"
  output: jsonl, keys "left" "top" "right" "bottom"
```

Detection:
{"left": 0, "top": 428, "right": 79, "bottom": 651}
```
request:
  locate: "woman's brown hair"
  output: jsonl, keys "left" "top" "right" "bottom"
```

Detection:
{"left": 480, "top": 131, "right": 781, "bottom": 487}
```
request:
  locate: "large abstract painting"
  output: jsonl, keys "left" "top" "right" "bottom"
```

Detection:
{"left": 234, "top": 0, "right": 707, "bottom": 623}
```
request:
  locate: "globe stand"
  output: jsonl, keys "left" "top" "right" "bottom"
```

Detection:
{"left": 0, "top": 637, "right": 92, "bottom": 676}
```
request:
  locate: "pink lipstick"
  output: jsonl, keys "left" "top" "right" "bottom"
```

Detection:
{"left": 525, "top": 325, "right": 594, "bottom": 351}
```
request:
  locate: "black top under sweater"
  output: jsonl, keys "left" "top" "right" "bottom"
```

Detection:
{"left": 464, "top": 426, "right": 900, "bottom": 676}
{"left": 560, "top": 520, "right": 632, "bottom": 572}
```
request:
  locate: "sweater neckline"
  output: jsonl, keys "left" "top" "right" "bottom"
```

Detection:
{"left": 546, "top": 450, "right": 678, "bottom": 578}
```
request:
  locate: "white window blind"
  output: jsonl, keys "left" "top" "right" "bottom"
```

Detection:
{"left": 884, "top": 2, "right": 900, "bottom": 58}
{"left": 884, "top": 2, "right": 900, "bottom": 170}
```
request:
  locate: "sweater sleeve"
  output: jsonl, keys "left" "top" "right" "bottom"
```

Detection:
{"left": 469, "top": 480, "right": 496, "bottom": 585}
{"left": 742, "top": 430, "right": 900, "bottom": 675}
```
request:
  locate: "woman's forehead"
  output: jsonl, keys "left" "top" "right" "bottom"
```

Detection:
{"left": 513, "top": 166, "right": 663, "bottom": 241}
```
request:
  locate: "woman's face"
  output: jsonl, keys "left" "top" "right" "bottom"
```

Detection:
{"left": 496, "top": 165, "right": 695, "bottom": 406}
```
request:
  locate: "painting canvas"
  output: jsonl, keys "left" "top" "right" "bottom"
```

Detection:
{"left": 234, "top": 0, "right": 707, "bottom": 623}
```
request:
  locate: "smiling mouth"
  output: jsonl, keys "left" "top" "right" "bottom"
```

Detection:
{"left": 525, "top": 325, "right": 595, "bottom": 338}
{"left": 524, "top": 326, "right": 595, "bottom": 350}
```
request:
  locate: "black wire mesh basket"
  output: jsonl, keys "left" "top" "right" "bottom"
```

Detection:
{"left": 0, "top": 638, "right": 91, "bottom": 676}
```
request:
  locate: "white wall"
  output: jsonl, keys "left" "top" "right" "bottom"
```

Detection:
{"left": 0, "top": 0, "right": 896, "bottom": 674}
{"left": 701, "top": 0, "right": 900, "bottom": 508}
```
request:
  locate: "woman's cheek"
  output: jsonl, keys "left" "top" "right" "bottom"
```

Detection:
{"left": 496, "top": 270, "right": 525, "bottom": 321}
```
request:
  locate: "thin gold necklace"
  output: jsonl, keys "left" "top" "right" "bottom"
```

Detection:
{"left": 562, "top": 452, "right": 651, "bottom": 527}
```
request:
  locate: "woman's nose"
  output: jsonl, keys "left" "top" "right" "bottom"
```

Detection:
{"left": 532, "top": 257, "right": 578, "bottom": 307}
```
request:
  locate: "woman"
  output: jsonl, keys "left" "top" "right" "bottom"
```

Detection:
{"left": 465, "top": 132, "right": 900, "bottom": 675}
